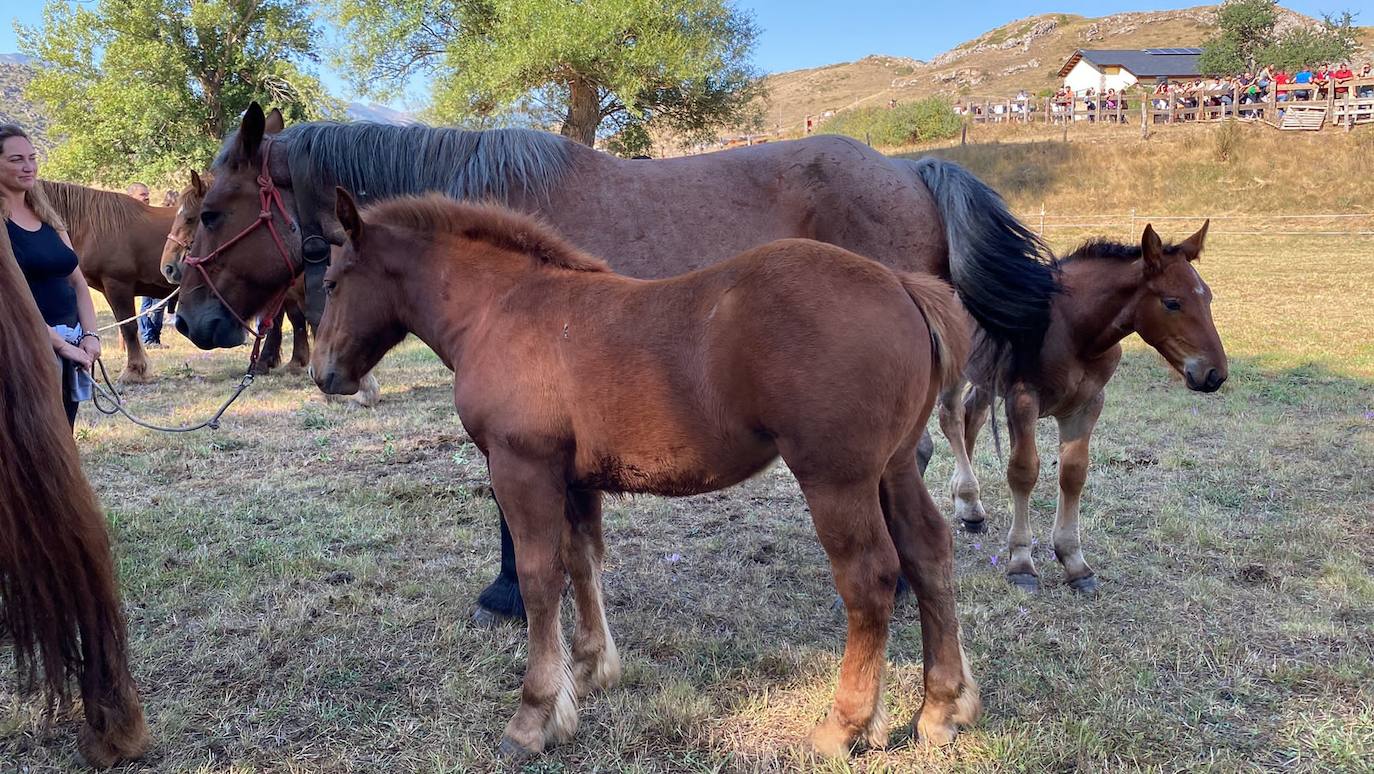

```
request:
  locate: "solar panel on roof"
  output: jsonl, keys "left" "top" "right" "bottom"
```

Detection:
{"left": 1144, "top": 47, "right": 1203, "bottom": 55}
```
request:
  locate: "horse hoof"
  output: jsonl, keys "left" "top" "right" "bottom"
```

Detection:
{"left": 961, "top": 518, "right": 987, "bottom": 534}
{"left": 472, "top": 605, "right": 521, "bottom": 630}
{"left": 1006, "top": 572, "right": 1040, "bottom": 593}
{"left": 497, "top": 735, "right": 537, "bottom": 761}
{"left": 1067, "top": 575, "right": 1100, "bottom": 595}
{"left": 117, "top": 369, "right": 151, "bottom": 385}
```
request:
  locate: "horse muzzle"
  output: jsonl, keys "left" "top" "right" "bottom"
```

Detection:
{"left": 1183, "top": 362, "right": 1227, "bottom": 393}
{"left": 174, "top": 305, "right": 247, "bottom": 350}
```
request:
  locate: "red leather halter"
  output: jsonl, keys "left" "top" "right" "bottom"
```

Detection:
{"left": 183, "top": 138, "right": 299, "bottom": 363}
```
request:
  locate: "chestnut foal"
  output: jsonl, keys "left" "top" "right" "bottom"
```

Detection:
{"left": 311, "top": 191, "right": 981, "bottom": 758}
{"left": 940, "top": 222, "right": 1227, "bottom": 593}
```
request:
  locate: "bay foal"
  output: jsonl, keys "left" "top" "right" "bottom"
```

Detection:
{"left": 940, "top": 222, "right": 1227, "bottom": 593}
{"left": 310, "top": 191, "right": 981, "bottom": 758}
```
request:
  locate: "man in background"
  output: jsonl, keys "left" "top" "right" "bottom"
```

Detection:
{"left": 125, "top": 182, "right": 167, "bottom": 347}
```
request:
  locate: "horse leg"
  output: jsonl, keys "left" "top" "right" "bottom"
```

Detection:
{"left": 474, "top": 501, "right": 525, "bottom": 627}
{"left": 488, "top": 451, "right": 578, "bottom": 759}
{"left": 251, "top": 307, "right": 286, "bottom": 375}
{"left": 939, "top": 381, "right": 988, "bottom": 533}
{"left": 105, "top": 282, "right": 150, "bottom": 384}
{"left": 285, "top": 302, "right": 310, "bottom": 372}
{"left": 1004, "top": 388, "right": 1042, "bottom": 592}
{"left": 915, "top": 430, "right": 934, "bottom": 477}
{"left": 963, "top": 385, "right": 991, "bottom": 457}
{"left": 797, "top": 478, "right": 898, "bottom": 757}
{"left": 563, "top": 488, "right": 621, "bottom": 697}
{"left": 880, "top": 448, "right": 981, "bottom": 747}
{"left": 1053, "top": 393, "right": 1104, "bottom": 594}
{"left": 347, "top": 371, "right": 381, "bottom": 408}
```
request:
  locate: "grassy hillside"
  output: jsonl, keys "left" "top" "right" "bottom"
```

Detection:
{"left": 754, "top": 5, "right": 1374, "bottom": 138}
{"left": 0, "top": 60, "right": 49, "bottom": 147}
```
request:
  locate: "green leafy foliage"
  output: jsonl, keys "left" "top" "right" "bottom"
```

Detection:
{"left": 1200, "top": 0, "right": 1358, "bottom": 75}
{"left": 17, "top": 0, "right": 341, "bottom": 185}
{"left": 324, "top": 0, "right": 765, "bottom": 152}
{"left": 817, "top": 97, "right": 963, "bottom": 149}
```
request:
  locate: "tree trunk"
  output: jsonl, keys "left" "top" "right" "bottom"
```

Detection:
{"left": 561, "top": 77, "right": 600, "bottom": 147}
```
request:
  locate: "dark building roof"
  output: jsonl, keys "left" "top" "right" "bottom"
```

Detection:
{"left": 1058, "top": 49, "right": 1203, "bottom": 79}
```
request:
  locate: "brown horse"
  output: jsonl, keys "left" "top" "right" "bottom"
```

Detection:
{"left": 177, "top": 103, "right": 1057, "bottom": 625}
{"left": 938, "top": 223, "right": 1227, "bottom": 593}
{"left": 310, "top": 191, "right": 980, "bottom": 759}
{"left": 159, "top": 171, "right": 314, "bottom": 375}
{"left": 39, "top": 181, "right": 177, "bottom": 383}
{"left": 0, "top": 226, "right": 149, "bottom": 765}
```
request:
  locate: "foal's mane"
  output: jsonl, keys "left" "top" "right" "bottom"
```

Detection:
{"left": 219, "top": 121, "right": 575, "bottom": 205}
{"left": 39, "top": 180, "right": 157, "bottom": 238}
{"left": 366, "top": 196, "right": 610, "bottom": 273}
{"left": 1056, "top": 238, "right": 1185, "bottom": 266}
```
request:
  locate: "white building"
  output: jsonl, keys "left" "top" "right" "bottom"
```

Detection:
{"left": 1058, "top": 48, "right": 1203, "bottom": 93}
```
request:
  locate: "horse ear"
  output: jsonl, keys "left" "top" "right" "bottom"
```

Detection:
{"left": 1180, "top": 219, "right": 1208, "bottom": 261}
{"left": 239, "top": 102, "right": 266, "bottom": 159}
{"left": 335, "top": 186, "right": 364, "bottom": 247}
{"left": 264, "top": 107, "right": 285, "bottom": 135}
{"left": 190, "top": 170, "right": 204, "bottom": 196}
{"left": 1140, "top": 223, "right": 1165, "bottom": 276}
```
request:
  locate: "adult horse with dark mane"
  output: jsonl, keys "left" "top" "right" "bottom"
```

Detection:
{"left": 0, "top": 226, "right": 149, "bottom": 765}
{"left": 939, "top": 222, "right": 1227, "bottom": 593}
{"left": 177, "top": 103, "right": 1058, "bottom": 624}
{"left": 310, "top": 190, "right": 979, "bottom": 758}
{"left": 39, "top": 181, "right": 177, "bottom": 383}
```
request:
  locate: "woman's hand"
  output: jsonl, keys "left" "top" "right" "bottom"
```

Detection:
{"left": 58, "top": 341, "right": 94, "bottom": 370}
{"left": 78, "top": 332, "right": 101, "bottom": 361}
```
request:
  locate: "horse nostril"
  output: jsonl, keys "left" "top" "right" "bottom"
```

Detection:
{"left": 1206, "top": 368, "right": 1225, "bottom": 390}
{"left": 174, "top": 316, "right": 189, "bottom": 336}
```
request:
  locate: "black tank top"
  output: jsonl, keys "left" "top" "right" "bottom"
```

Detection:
{"left": 8, "top": 218, "right": 79, "bottom": 327}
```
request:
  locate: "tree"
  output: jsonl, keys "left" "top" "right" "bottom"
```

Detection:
{"left": 1200, "top": 0, "right": 1359, "bottom": 75}
{"left": 18, "top": 0, "right": 340, "bottom": 185}
{"left": 326, "top": 0, "right": 765, "bottom": 153}
{"left": 1200, "top": 0, "right": 1278, "bottom": 75}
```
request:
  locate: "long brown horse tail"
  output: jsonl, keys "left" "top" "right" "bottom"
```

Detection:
{"left": 0, "top": 232, "right": 149, "bottom": 767}
{"left": 898, "top": 273, "right": 971, "bottom": 392}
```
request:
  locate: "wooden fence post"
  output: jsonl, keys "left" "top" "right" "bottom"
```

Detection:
{"left": 1040, "top": 203, "right": 1046, "bottom": 236}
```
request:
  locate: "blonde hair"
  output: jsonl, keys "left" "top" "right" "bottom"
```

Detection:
{"left": 0, "top": 124, "right": 67, "bottom": 232}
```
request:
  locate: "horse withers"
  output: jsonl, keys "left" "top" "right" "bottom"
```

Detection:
{"left": 939, "top": 222, "right": 1227, "bottom": 593}
{"left": 310, "top": 191, "right": 981, "bottom": 759}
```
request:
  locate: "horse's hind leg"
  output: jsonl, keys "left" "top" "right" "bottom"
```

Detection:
{"left": 797, "top": 478, "right": 898, "bottom": 757}
{"left": 880, "top": 451, "right": 981, "bottom": 746}
{"left": 252, "top": 307, "right": 286, "bottom": 374}
{"left": 284, "top": 302, "right": 310, "bottom": 372}
{"left": 939, "top": 381, "right": 988, "bottom": 532}
{"left": 562, "top": 488, "right": 620, "bottom": 697}
{"left": 1053, "top": 393, "right": 1104, "bottom": 594}
{"left": 488, "top": 451, "right": 578, "bottom": 758}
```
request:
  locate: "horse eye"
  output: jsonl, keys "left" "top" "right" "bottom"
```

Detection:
{"left": 323, "top": 279, "right": 337, "bottom": 294}
{"left": 200, "top": 209, "right": 223, "bottom": 229}
{"left": 1162, "top": 298, "right": 1182, "bottom": 312}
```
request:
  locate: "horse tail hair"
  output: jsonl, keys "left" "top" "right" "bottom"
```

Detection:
{"left": 901, "top": 156, "right": 1058, "bottom": 375}
{"left": 899, "top": 273, "right": 970, "bottom": 392}
{"left": 0, "top": 230, "right": 149, "bottom": 766}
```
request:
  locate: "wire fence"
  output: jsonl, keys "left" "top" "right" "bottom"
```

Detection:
{"left": 1019, "top": 209, "right": 1374, "bottom": 239}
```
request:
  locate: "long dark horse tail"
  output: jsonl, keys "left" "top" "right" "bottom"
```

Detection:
{"left": 0, "top": 230, "right": 149, "bottom": 766}
{"left": 900, "top": 157, "right": 1059, "bottom": 370}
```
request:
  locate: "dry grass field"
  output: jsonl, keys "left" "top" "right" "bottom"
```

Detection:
{"left": 3, "top": 131, "right": 1372, "bottom": 772}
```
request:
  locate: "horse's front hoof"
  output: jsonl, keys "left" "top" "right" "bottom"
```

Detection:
{"left": 497, "top": 735, "right": 539, "bottom": 761}
{"left": 808, "top": 721, "right": 854, "bottom": 759}
{"left": 472, "top": 605, "right": 521, "bottom": 630}
{"left": 1006, "top": 572, "right": 1040, "bottom": 593}
{"left": 117, "top": 367, "right": 151, "bottom": 385}
{"left": 960, "top": 518, "right": 987, "bottom": 534}
{"left": 1067, "top": 574, "right": 1100, "bottom": 595}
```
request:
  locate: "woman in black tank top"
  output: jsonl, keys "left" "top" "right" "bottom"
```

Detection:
{"left": 1, "top": 125, "right": 103, "bottom": 427}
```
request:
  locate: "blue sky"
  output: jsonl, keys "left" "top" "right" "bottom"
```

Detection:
{"left": 2, "top": 0, "right": 1362, "bottom": 103}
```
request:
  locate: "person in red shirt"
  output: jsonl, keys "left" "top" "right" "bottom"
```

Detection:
{"left": 1332, "top": 63, "right": 1354, "bottom": 97}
